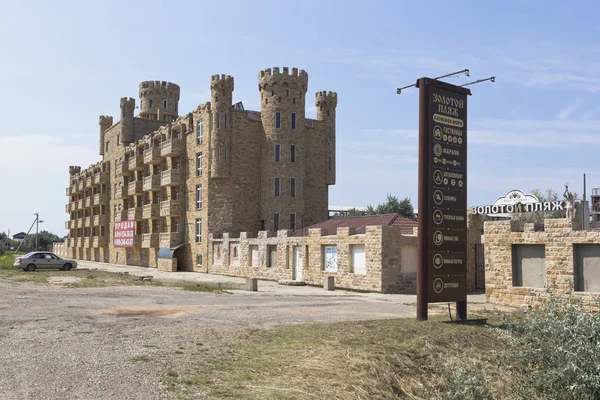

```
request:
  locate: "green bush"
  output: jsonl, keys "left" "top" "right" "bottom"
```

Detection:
{"left": 0, "top": 253, "right": 15, "bottom": 269}
{"left": 435, "top": 294, "right": 600, "bottom": 399}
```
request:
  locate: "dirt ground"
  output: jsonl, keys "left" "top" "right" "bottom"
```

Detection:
{"left": 0, "top": 276, "right": 504, "bottom": 400}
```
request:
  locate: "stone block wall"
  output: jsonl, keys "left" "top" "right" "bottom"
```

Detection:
{"left": 485, "top": 217, "right": 600, "bottom": 310}
{"left": 207, "top": 225, "right": 418, "bottom": 293}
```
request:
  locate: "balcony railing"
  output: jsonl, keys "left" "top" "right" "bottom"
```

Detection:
{"left": 93, "top": 192, "right": 108, "bottom": 206}
{"left": 92, "top": 236, "right": 107, "bottom": 248}
{"left": 160, "top": 200, "right": 180, "bottom": 217}
{"left": 143, "top": 147, "right": 161, "bottom": 164}
{"left": 127, "top": 207, "right": 143, "bottom": 221}
{"left": 68, "top": 238, "right": 76, "bottom": 247}
{"left": 160, "top": 169, "right": 181, "bottom": 187}
{"left": 160, "top": 138, "right": 183, "bottom": 157}
{"left": 77, "top": 180, "right": 85, "bottom": 192}
{"left": 77, "top": 199, "right": 83, "bottom": 210}
{"left": 85, "top": 176, "right": 92, "bottom": 188}
{"left": 116, "top": 159, "right": 130, "bottom": 176}
{"left": 77, "top": 218, "right": 84, "bottom": 229}
{"left": 114, "top": 209, "right": 128, "bottom": 222}
{"left": 143, "top": 175, "right": 160, "bottom": 191}
{"left": 159, "top": 232, "right": 182, "bottom": 248}
{"left": 128, "top": 180, "right": 143, "bottom": 194}
{"left": 84, "top": 196, "right": 92, "bottom": 208}
{"left": 142, "top": 203, "right": 160, "bottom": 219}
{"left": 91, "top": 171, "right": 108, "bottom": 186}
{"left": 141, "top": 233, "right": 159, "bottom": 248}
{"left": 129, "top": 153, "right": 144, "bottom": 171}
{"left": 83, "top": 237, "right": 91, "bottom": 248}
{"left": 115, "top": 184, "right": 128, "bottom": 198}
{"left": 92, "top": 214, "right": 108, "bottom": 226}
{"left": 76, "top": 238, "right": 83, "bottom": 248}
{"left": 84, "top": 216, "right": 91, "bottom": 227}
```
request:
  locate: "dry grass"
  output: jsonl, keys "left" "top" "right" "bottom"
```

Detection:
{"left": 0, "top": 268, "right": 225, "bottom": 293}
{"left": 165, "top": 312, "right": 514, "bottom": 400}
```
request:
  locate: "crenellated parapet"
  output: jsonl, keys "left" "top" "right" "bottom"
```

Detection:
{"left": 316, "top": 90, "right": 337, "bottom": 120}
{"left": 258, "top": 67, "right": 308, "bottom": 93}
{"left": 69, "top": 165, "right": 81, "bottom": 176}
{"left": 210, "top": 74, "right": 234, "bottom": 92}
{"left": 139, "top": 81, "right": 180, "bottom": 100}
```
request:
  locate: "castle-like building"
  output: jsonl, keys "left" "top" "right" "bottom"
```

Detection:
{"left": 64, "top": 67, "right": 337, "bottom": 271}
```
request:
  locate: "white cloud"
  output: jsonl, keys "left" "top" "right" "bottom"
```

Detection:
{"left": 557, "top": 98, "right": 583, "bottom": 120}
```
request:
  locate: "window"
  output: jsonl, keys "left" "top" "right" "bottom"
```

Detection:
{"left": 195, "top": 218, "right": 202, "bottom": 243}
{"left": 174, "top": 219, "right": 180, "bottom": 233}
{"left": 273, "top": 213, "right": 280, "bottom": 232}
{"left": 351, "top": 245, "right": 366, "bottom": 275}
{"left": 215, "top": 149, "right": 220, "bottom": 162}
{"left": 291, "top": 112, "right": 296, "bottom": 129}
{"left": 197, "top": 120, "right": 203, "bottom": 144}
{"left": 163, "top": 100, "right": 167, "bottom": 109}
{"left": 290, "top": 178, "right": 296, "bottom": 197}
{"left": 290, "top": 144, "right": 296, "bottom": 162}
{"left": 268, "top": 245, "right": 277, "bottom": 268}
{"left": 105, "top": 141, "right": 110, "bottom": 152}
{"left": 274, "top": 144, "right": 280, "bottom": 162}
{"left": 196, "top": 152, "right": 202, "bottom": 176}
{"left": 196, "top": 254, "right": 202, "bottom": 266}
{"left": 329, "top": 127, "right": 333, "bottom": 139}
{"left": 222, "top": 148, "right": 227, "bottom": 163}
{"left": 117, "top": 134, "right": 120, "bottom": 145}
{"left": 149, "top": 99, "right": 153, "bottom": 108}
{"left": 324, "top": 246, "right": 338, "bottom": 272}
{"left": 196, "top": 184, "right": 202, "bottom": 209}
{"left": 290, "top": 213, "right": 296, "bottom": 230}
{"left": 216, "top": 112, "right": 220, "bottom": 129}
{"left": 274, "top": 178, "right": 280, "bottom": 197}
{"left": 224, "top": 113, "right": 228, "bottom": 129}
{"left": 275, "top": 112, "right": 281, "bottom": 128}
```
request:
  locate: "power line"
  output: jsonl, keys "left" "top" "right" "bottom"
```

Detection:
{"left": 0, "top": 213, "right": 37, "bottom": 216}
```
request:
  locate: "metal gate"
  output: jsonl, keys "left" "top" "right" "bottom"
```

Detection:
{"left": 475, "top": 244, "right": 485, "bottom": 291}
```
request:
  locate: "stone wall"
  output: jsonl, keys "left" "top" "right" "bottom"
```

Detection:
{"left": 208, "top": 225, "right": 418, "bottom": 293}
{"left": 485, "top": 216, "right": 600, "bottom": 310}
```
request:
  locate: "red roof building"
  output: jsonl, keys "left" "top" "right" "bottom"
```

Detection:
{"left": 294, "top": 213, "right": 417, "bottom": 236}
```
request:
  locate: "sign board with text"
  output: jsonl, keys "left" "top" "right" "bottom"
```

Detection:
{"left": 114, "top": 220, "right": 135, "bottom": 248}
{"left": 417, "top": 78, "right": 470, "bottom": 305}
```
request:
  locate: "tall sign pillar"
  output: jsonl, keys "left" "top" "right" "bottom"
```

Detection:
{"left": 417, "top": 78, "right": 471, "bottom": 321}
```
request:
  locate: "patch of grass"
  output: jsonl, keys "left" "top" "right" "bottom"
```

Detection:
{"left": 0, "top": 268, "right": 225, "bottom": 292}
{"left": 0, "top": 254, "right": 15, "bottom": 270}
{"left": 166, "top": 311, "right": 512, "bottom": 400}
{"left": 167, "top": 370, "right": 179, "bottom": 378}
{"left": 129, "top": 355, "right": 151, "bottom": 363}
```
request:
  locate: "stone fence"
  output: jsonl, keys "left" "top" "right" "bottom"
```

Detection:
{"left": 51, "top": 242, "right": 68, "bottom": 258}
{"left": 485, "top": 217, "right": 600, "bottom": 310}
{"left": 209, "top": 226, "right": 418, "bottom": 293}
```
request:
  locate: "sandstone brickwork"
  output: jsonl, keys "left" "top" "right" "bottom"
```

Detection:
{"left": 64, "top": 68, "right": 336, "bottom": 272}
{"left": 207, "top": 226, "right": 418, "bottom": 293}
{"left": 485, "top": 215, "right": 600, "bottom": 311}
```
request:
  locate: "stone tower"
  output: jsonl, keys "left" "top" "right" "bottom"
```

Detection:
{"left": 138, "top": 81, "right": 181, "bottom": 121}
{"left": 210, "top": 74, "right": 234, "bottom": 179}
{"left": 258, "top": 67, "right": 309, "bottom": 231}
{"left": 119, "top": 97, "right": 135, "bottom": 143}
{"left": 316, "top": 91, "right": 337, "bottom": 185}
{"left": 98, "top": 115, "right": 113, "bottom": 156}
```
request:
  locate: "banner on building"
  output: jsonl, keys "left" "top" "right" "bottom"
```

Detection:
{"left": 114, "top": 220, "right": 135, "bottom": 247}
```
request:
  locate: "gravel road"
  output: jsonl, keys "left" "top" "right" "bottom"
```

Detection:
{"left": 0, "top": 280, "right": 418, "bottom": 400}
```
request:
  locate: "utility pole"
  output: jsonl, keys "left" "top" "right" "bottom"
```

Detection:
{"left": 34, "top": 213, "right": 39, "bottom": 250}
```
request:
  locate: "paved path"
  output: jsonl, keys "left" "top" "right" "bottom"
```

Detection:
{"left": 75, "top": 260, "right": 506, "bottom": 312}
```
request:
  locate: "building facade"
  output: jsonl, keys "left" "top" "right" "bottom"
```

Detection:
{"left": 65, "top": 67, "right": 337, "bottom": 272}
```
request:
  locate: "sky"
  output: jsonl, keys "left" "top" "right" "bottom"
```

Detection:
{"left": 1, "top": 0, "right": 600, "bottom": 237}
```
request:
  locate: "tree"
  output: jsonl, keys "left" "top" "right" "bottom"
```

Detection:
{"left": 24, "top": 231, "right": 61, "bottom": 251}
{"left": 0, "top": 232, "right": 7, "bottom": 243}
{"left": 511, "top": 187, "right": 578, "bottom": 224}
{"left": 366, "top": 194, "right": 416, "bottom": 219}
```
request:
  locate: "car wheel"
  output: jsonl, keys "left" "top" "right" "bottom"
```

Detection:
{"left": 62, "top": 263, "right": 72, "bottom": 271}
{"left": 25, "top": 264, "right": 36, "bottom": 272}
